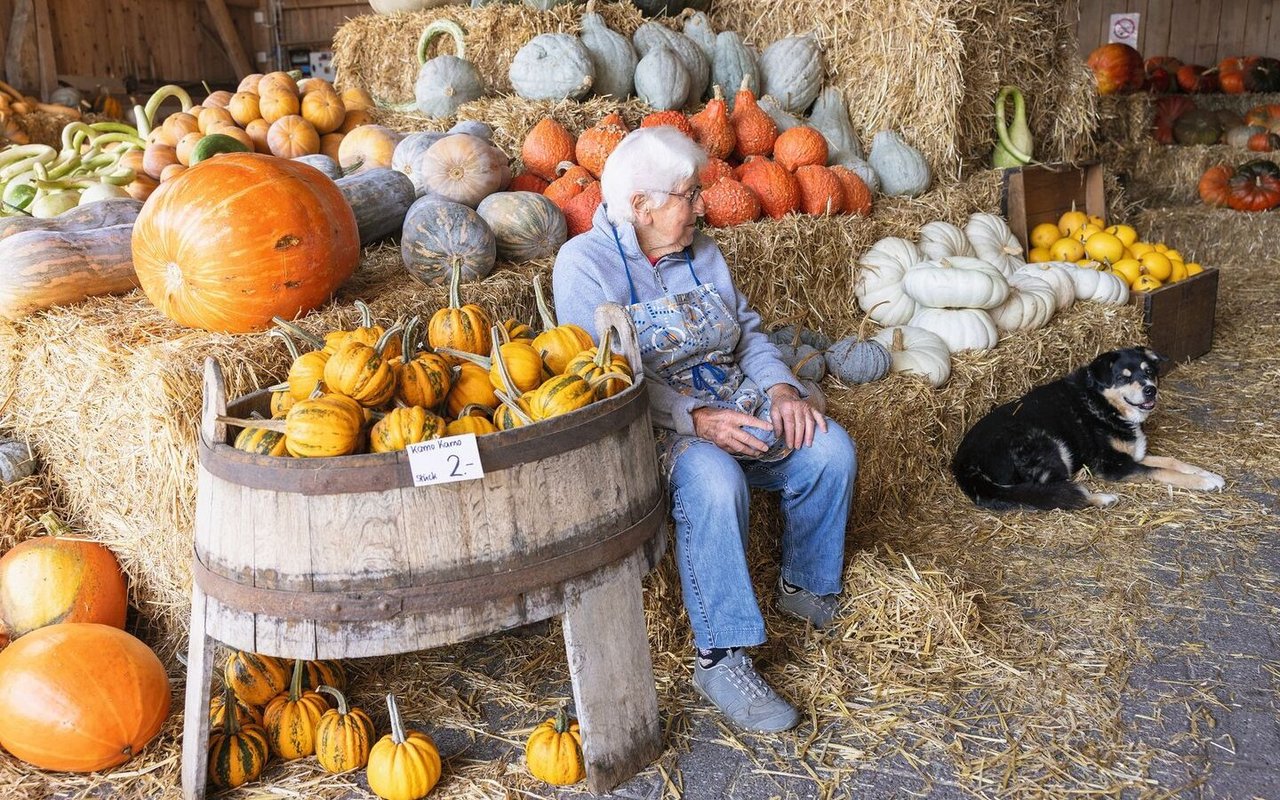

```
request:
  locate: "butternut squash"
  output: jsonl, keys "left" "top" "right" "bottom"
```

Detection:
{"left": 0, "top": 224, "right": 138, "bottom": 320}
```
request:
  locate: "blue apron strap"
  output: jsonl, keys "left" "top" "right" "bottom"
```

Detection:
{"left": 608, "top": 219, "right": 640, "bottom": 306}
{"left": 690, "top": 362, "right": 728, "bottom": 392}
{"left": 683, "top": 247, "right": 701, "bottom": 285}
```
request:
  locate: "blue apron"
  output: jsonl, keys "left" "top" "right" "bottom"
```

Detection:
{"left": 609, "top": 223, "right": 790, "bottom": 477}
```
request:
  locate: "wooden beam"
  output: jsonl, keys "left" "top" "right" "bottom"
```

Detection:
{"left": 4, "top": 0, "right": 36, "bottom": 91}
{"left": 31, "top": 0, "right": 55, "bottom": 99}
{"left": 283, "top": 0, "right": 368, "bottom": 11}
{"left": 205, "top": 0, "right": 254, "bottom": 79}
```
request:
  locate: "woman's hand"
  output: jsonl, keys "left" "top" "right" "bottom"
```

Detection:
{"left": 691, "top": 406, "right": 771, "bottom": 457}
{"left": 768, "top": 384, "right": 827, "bottom": 450}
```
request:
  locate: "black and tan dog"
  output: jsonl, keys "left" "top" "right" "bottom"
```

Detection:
{"left": 951, "top": 347, "right": 1225, "bottom": 510}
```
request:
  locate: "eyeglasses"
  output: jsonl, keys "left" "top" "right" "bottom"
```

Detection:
{"left": 657, "top": 186, "right": 703, "bottom": 205}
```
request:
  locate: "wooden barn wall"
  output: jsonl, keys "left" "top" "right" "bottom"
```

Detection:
{"left": 279, "top": 0, "right": 368, "bottom": 52}
{"left": 1077, "top": 0, "right": 1279, "bottom": 63}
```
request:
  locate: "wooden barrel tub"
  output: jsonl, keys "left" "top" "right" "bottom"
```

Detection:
{"left": 182, "top": 304, "right": 666, "bottom": 797}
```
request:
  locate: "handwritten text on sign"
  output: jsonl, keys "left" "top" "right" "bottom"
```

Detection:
{"left": 406, "top": 433, "right": 483, "bottom": 486}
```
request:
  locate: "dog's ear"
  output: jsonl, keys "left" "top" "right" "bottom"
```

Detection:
{"left": 1140, "top": 347, "right": 1169, "bottom": 375}
{"left": 1086, "top": 351, "right": 1120, "bottom": 388}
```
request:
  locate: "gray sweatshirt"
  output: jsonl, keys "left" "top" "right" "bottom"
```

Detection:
{"left": 551, "top": 205, "right": 802, "bottom": 436}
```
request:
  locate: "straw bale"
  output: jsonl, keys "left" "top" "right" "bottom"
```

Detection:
{"left": 1119, "top": 142, "right": 1271, "bottom": 208}
{"left": 1134, "top": 204, "right": 1280, "bottom": 269}
{"left": 336, "top": 1, "right": 1094, "bottom": 180}
{"left": 0, "top": 472, "right": 50, "bottom": 551}
{"left": 1099, "top": 91, "right": 1280, "bottom": 148}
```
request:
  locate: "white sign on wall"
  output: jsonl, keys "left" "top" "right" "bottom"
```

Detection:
{"left": 1109, "top": 13, "right": 1140, "bottom": 48}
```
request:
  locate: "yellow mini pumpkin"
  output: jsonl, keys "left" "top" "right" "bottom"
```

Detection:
{"left": 209, "top": 684, "right": 264, "bottom": 731}
{"left": 428, "top": 263, "right": 492, "bottom": 363}
{"left": 263, "top": 658, "right": 330, "bottom": 760}
{"left": 315, "top": 685, "right": 375, "bottom": 774}
{"left": 270, "top": 327, "right": 331, "bottom": 400}
{"left": 564, "top": 336, "right": 633, "bottom": 399}
{"left": 322, "top": 326, "right": 400, "bottom": 408}
{"left": 525, "top": 373, "right": 599, "bottom": 421}
{"left": 446, "top": 411, "right": 498, "bottom": 436}
{"left": 525, "top": 706, "right": 585, "bottom": 786}
{"left": 234, "top": 424, "right": 289, "bottom": 457}
{"left": 394, "top": 316, "right": 452, "bottom": 408}
{"left": 284, "top": 394, "right": 366, "bottom": 458}
{"left": 446, "top": 362, "right": 499, "bottom": 419}
{"left": 366, "top": 693, "right": 442, "bottom": 800}
{"left": 302, "top": 659, "right": 346, "bottom": 693}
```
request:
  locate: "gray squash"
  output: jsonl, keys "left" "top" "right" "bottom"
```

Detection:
{"left": 292, "top": 154, "right": 344, "bottom": 181}
{"left": 401, "top": 196, "right": 497, "bottom": 286}
{"left": 774, "top": 340, "right": 826, "bottom": 382}
{"left": 767, "top": 323, "right": 832, "bottom": 351}
{"left": 868, "top": 130, "right": 931, "bottom": 197}
{"left": 634, "top": 45, "right": 691, "bottom": 111}
{"left": 835, "top": 155, "right": 880, "bottom": 194}
{"left": 809, "top": 86, "right": 863, "bottom": 162}
{"left": 824, "top": 335, "right": 891, "bottom": 384}
{"left": 682, "top": 12, "right": 717, "bottom": 72}
{"left": 758, "top": 95, "right": 804, "bottom": 132}
{"left": 413, "top": 19, "right": 485, "bottom": 118}
{"left": 579, "top": 7, "right": 637, "bottom": 100}
{"left": 336, "top": 168, "right": 418, "bottom": 245}
{"left": 759, "top": 32, "right": 823, "bottom": 114}
{"left": 629, "top": 0, "right": 710, "bottom": 18}
{"left": 632, "top": 22, "right": 707, "bottom": 108}
{"left": 0, "top": 437, "right": 37, "bottom": 485}
{"left": 509, "top": 33, "right": 595, "bottom": 100}
{"left": 712, "top": 32, "right": 758, "bottom": 110}
{"left": 448, "top": 119, "right": 493, "bottom": 140}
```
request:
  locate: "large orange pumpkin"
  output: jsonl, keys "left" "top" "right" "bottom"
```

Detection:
{"left": 132, "top": 153, "right": 360, "bottom": 333}
{"left": 0, "top": 623, "right": 171, "bottom": 772}
{"left": 0, "top": 516, "right": 128, "bottom": 644}
{"left": 1086, "top": 43, "right": 1145, "bottom": 95}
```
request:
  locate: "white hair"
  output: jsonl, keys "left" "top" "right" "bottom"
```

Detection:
{"left": 600, "top": 126, "right": 707, "bottom": 226}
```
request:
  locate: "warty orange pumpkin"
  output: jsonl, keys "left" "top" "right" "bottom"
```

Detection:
{"left": 689, "top": 84, "right": 736, "bottom": 159}
{"left": 522, "top": 117, "right": 578, "bottom": 182}
{"left": 730, "top": 75, "right": 778, "bottom": 159}
{"left": 736, "top": 156, "right": 799, "bottom": 219}
{"left": 701, "top": 177, "right": 761, "bottom": 228}
{"left": 574, "top": 113, "right": 628, "bottom": 178}
{"left": 793, "top": 164, "right": 846, "bottom": 216}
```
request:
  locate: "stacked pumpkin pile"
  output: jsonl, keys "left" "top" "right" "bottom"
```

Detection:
{"left": 1152, "top": 96, "right": 1280, "bottom": 152}
{"left": 0, "top": 515, "right": 171, "bottom": 775}
{"left": 1086, "top": 43, "right": 1280, "bottom": 97}
{"left": 856, "top": 212, "right": 1132, "bottom": 362}
{"left": 232, "top": 273, "right": 631, "bottom": 459}
{"left": 1197, "top": 158, "right": 1280, "bottom": 213}
{"left": 1027, "top": 208, "right": 1205, "bottom": 293}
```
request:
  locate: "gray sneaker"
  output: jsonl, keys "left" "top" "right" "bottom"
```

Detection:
{"left": 777, "top": 577, "right": 839, "bottom": 627}
{"left": 692, "top": 649, "right": 800, "bottom": 733}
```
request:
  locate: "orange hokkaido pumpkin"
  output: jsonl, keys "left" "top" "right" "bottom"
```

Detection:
{"left": 259, "top": 88, "right": 301, "bottom": 125}
{"left": 131, "top": 153, "right": 360, "bottom": 333}
{"left": 267, "top": 115, "right": 321, "bottom": 158}
{"left": 735, "top": 156, "right": 799, "bottom": 218}
{"left": 0, "top": 623, "right": 171, "bottom": 772}
{"left": 0, "top": 514, "right": 128, "bottom": 644}
{"left": 227, "top": 91, "right": 261, "bottom": 126}
{"left": 245, "top": 118, "right": 272, "bottom": 154}
{"left": 522, "top": 118, "right": 577, "bottom": 182}
{"left": 701, "top": 177, "right": 760, "bottom": 227}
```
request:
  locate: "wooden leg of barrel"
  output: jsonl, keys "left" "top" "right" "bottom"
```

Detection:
{"left": 562, "top": 551, "right": 662, "bottom": 794}
{"left": 180, "top": 584, "right": 215, "bottom": 800}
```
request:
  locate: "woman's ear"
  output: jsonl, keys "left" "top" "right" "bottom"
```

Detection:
{"left": 629, "top": 191, "right": 649, "bottom": 223}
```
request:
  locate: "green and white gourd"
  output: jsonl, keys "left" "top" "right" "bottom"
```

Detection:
{"left": 855, "top": 236, "right": 921, "bottom": 326}
{"left": 401, "top": 196, "right": 497, "bottom": 286}
{"left": 868, "top": 131, "right": 931, "bottom": 197}
{"left": 413, "top": 20, "right": 485, "bottom": 118}
{"left": 902, "top": 256, "right": 1009, "bottom": 310}
{"left": 824, "top": 334, "right": 891, "bottom": 384}
{"left": 964, "top": 212, "right": 1024, "bottom": 277}
{"left": 579, "top": 5, "right": 637, "bottom": 100}
{"left": 634, "top": 46, "right": 691, "bottom": 111}
{"left": 758, "top": 32, "right": 823, "bottom": 114}
{"left": 509, "top": 33, "right": 595, "bottom": 101}
{"left": 712, "top": 32, "right": 759, "bottom": 110}
{"left": 1067, "top": 265, "right": 1129, "bottom": 304}
{"left": 808, "top": 87, "right": 863, "bottom": 162}
{"left": 917, "top": 220, "right": 975, "bottom": 260}
{"left": 871, "top": 326, "right": 951, "bottom": 387}
{"left": 908, "top": 307, "right": 998, "bottom": 353}
{"left": 0, "top": 437, "right": 37, "bottom": 485}
{"left": 990, "top": 273, "right": 1056, "bottom": 333}
{"left": 632, "top": 22, "right": 708, "bottom": 108}
{"left": 1013, "top": 262, "right": 1076, "bottom": 312}
{"left": 476, "top": 191, "right": 567, "bottom": 262}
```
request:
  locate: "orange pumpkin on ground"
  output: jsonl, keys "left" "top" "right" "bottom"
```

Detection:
{"left": 0, "top": 514, "right": 128, "bottom": 644}
{"left": 0, "top": 623, "right": 171, "bottom": 772}
{"left": 131, "top": 153, "right": 360, "bottom": 333}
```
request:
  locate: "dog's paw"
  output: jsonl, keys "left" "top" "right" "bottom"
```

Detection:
{"left": 1196, "top": 471, "right": 1226, "bottom": 492}
{"left": 1089, "top": 492, "right": 1120, "bottom": 507}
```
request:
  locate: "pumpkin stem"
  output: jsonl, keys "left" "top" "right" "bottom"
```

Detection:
{"left": 593, "top": 334, "right": 614, "bottom": 369}
{"left": 891, "top": 327, "right": 906, "bottom": 353}
{"left": 448, "top": 260, "right": 465, "bottom": 311}
{"left": 272, "top": 317, "right": 325, "bottom": 351}
{"left": 401, "top": 316, "right": 421, "bottom": 364}
{"left": 494, "top": 389, "right": 536, "bottom": 426}
{"left": 354, "top": 299, "right": 374, "bottom": 330}
{"left": 385, "top": 693, "right": 407, "bottom": 745}
{"left": 37, "top": 511, "right": 74, "bottom": 537}
{"left": 586, "top": 371, "right": 631, "bottom": 390}
{"left": 554, "top": 704, "right": 572, "bottom": 734}
{"left": 221, "top": 684, "right": 243, "bottom": 736}
{"left": 287, "top": 658, "right": 305, "bottom": 701}
{"left": 436, "top": 346, "right": 491, "bottom": 370}
{"left": 375, "top": 322, "right": 404, "bottom": 355}
{"left": 857, "top": 300, "right": 889, "bottom": 340}
{"left": 316, "top": 684, "right": 348, "bottom": 715}
{"left": 791, "top": 350, "right": 823, "bottom": 378}
{"left": 268, "top": 328, "right": 303, "bottom": 362}
{"left": 417, "top": 18, "right": 468, "bottom": 65}
{"left": 216, "top": 415, "right": 288, "bottom": 433}
{"left": 532, "top": 274, "right": 557, "bottom": 330}
{"left": 458, "top": 403, "right": 494, "bottom": 418}
{"left": 489, "top": 325, "right": 521, "bottom": 397}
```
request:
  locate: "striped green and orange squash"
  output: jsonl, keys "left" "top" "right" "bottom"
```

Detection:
{"left": 263, "top": 659, "right": 330, "bottom": 760}
{"left": 428, "top": 261, "right": 493, "bottom": 362}
{"left": 283, "top": 394, "right": 365, "bottom": 458}
{"left": 0, "top": 224, "right": 139, "bottom": 322}
{"left": 446, "top": 362, "right": 499, "bottom": 419}
{"left": 525, "top": 373, "right": 597, "bottom": 421}
{"left": 208, "top": 686, "right": 270, "bottom": 789}
{"left": 302, "top": 659, "right": 347, "bottom": 693}
{"left": 446, "top": 412, "right": 498, "bottom": 436}
{"left": 476, "top": 191, "right": 568, "bottom": 263}
{"left": 493, "top": 389, "right": 535, "bottom": 431}
{"left": 369, "top": 406, "right": 446, "bottom": 453}
{"left": 209, "top": 686, "right": 264, "bottom": 731}
{"left": 322, "top": 332, "right": 398, "bottom": 408}
{"left": 314, "top": 685, "right": 375, "bottom": 774}
{"left": 564, "top": 336, "right": 633, "bottom": 399}
{"left": 233, "top": 425, "right": 289, "bottom": 457}
{"left": 224, "top": 651, "right": 290, "bottom": 707}
{"left": 531, "top": 276, "right": 593, "bottom": 374}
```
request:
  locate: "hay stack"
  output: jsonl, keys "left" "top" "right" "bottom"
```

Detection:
{"left": 335, "top": 1, "right": 1095, "bottom": 179}
{"left": 1135, "top": 205, "right": 1280, "bottom": 268}
{"left": 1118, "top": 142, "right": 1271, "bottom": 208}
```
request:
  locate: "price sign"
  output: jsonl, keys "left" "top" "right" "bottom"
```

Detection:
{"left": 406, "top": 433, "right": 484, "bottom": 486}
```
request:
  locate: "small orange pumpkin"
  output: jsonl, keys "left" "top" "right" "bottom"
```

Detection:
{"left": 640, "top": 110, "right": 694, "bottom": 139}
{"left": 701, "top": 177, "right": 761, "bottom": 227}
{"left": 575, "top": 113, "right": 628, "bottom": 178}
{"left": 301, "top": 87, "right": 346, "bottom": 135}
{"left": 730, "top": 76, "right": 778, "bottom": 159}
{"left": 773, "top": 126, "right": 829, "bottom": 172}
{"left": 544, "top": 163, "right": 595, "bottom": 212}
{"left": 736, "top": 156, "right": 799, "bottom": 218}
{"left": 689, "top": 85, "right": 736, "bottom": 159}
{"left": 563, "top": 180, "right": 603, "bottom": 237}
{"left": 793, "top": 164, "right": 845, "bottom": 216}
{"left": 830, "top": 165, "right": 872, "bottom": 216}
{"left": 522, "top": 118, "right": 578, "bottom": 182}
{"left": 267, "top": 115, "right": 321, "bottom": 158}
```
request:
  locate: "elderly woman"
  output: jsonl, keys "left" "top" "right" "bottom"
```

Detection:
{"left": 552, "top": 127, "right": 857, "bottom": 733}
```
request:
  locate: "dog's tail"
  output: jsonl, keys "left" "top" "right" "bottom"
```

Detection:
{"left": 952, "top": 462, "right": 1092, "bottom": 511}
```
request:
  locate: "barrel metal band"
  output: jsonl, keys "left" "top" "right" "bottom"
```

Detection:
{"left": 199, "top": 383, "right": 649, "bottom": 495}
{"left": 191, "top": 496, "right": 666, "bottom": 622}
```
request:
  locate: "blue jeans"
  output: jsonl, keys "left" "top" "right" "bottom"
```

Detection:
{"left": 667, "top": 421, "right": 856, "bottom": 650}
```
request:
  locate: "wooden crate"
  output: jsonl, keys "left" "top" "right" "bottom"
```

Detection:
{"left": 1001, "top": 163, "right": 1217, "bottom": 365}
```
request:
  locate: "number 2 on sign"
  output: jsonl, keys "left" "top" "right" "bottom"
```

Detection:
{"left": 406, "top": 433, "right": 484, "bottom": 486}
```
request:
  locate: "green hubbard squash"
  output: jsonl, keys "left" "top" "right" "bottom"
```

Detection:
{"left": 402, "top": 196, "right": 497, "bottom": 287}
{"left": 476, "top": 191, "right": 568, "bottom": 263}
{"left": 509, "top": 34, "right": 595, "bottom": 101}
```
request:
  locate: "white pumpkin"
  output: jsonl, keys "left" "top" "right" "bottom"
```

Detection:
{"left": 965, "top": 212, "right": 1025, "bottom": 276}
{"left": 871, "top": 325, "right": 951, "bottom": 387}
{"left": 917, "top": 220, "right": 975, "bottom": 261}
{"left": 855, "top": 237, "right": 921, "bottom": 325}
{"left": 990, "top": 274, "right": 1056, "bottom": 333}
{"left": 1068, "top": 266, "right": 1130, "bottom": 305}
{"left": 1014, "top": 262, "right": 1076, "bottom": 311}
{"left": 909, "top": 307, "right": 999, "bottom": 353}
{"left": 902, "top": 256, "right": 1009, "bottom": 310}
